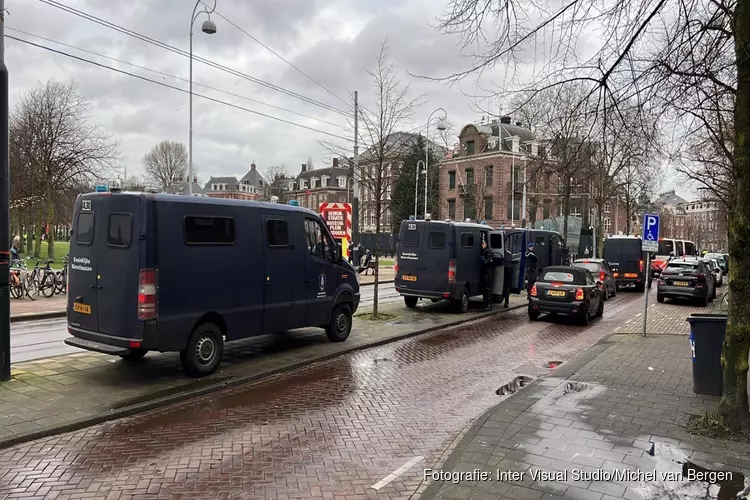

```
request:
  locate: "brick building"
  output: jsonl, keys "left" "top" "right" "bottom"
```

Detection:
{"left": 681, "top": 199, "right": 728, "bottom": 251}
{"left": 203, "top": 163, "right": 266, "bottom": 200}
{"left": 439, "top": 116, "right": 628, "bottom": 234}
{"left": 287, "top": 157, "right": 352, "bottom": 211}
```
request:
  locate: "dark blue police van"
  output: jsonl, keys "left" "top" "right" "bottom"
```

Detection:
{"left": 65, "top": 190, "right": 360, "bottom": 377}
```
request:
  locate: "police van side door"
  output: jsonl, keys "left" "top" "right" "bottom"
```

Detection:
{"left": 303, "top": 217, "right": 338, "bottom": 326}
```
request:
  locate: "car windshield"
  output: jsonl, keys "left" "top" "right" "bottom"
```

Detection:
{"left": 541, "top": 271, "right": 576, "bottom": 283}
{"left": 573, "top": 262, "right": 601, "bottom": 273}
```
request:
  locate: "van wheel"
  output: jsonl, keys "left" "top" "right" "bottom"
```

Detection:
{"left": 181, "top": 323, "right": 224, "bottom": 377}
{"left": 453, "top": 288, "right": 469, "bottom": 313}
{"left": 404, "top": 296, "right": 418, "bottom": 308}
{"left": 325, "top": 304, "right": 352, "bottom": 342}
{"left": 119, "top": 349, "right": 147, "bottom": 361}
{"left": 595, "top": 299, "right": 604, "bottom": 318}
{"left": 528, "top": 310, "right": 540, "bottom": 321}
{"left": 657, "top": 295, "right": 664, "bottom": 303}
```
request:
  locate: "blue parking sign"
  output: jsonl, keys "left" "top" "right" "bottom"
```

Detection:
{"left": 641, "top": 213, "right": 660, "bottom": 252}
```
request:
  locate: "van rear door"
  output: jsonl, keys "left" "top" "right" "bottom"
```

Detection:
{"left": 419, "top": 224, "right": 450, "bottom": 292}
{"left": 97, "top": 195, "right": 141, "bottom": 337}
{"left": 68, "top": 195, "right": 100, "bottom": 332}
{"left": 396, "top": 221, "right": 422, "bottom": 288}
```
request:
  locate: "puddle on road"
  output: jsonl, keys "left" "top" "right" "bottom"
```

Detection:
{"left": 637, "top": 441, "right": 748, "bottom": 500}
{"left": 495, "top": 375, "right": 533, "bottom": 396}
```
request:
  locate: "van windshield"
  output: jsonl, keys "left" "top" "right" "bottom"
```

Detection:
{"left": 658, "top": 240, "right": 674, "bottom": 255}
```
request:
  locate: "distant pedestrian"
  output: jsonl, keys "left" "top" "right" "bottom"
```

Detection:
{"left": 480, "top": 239, "right": 493, "bottom": 310}
{"left": 501, "top": 249, "right": 514, "bottom": 308}
{"left": 525, "top": 242, "right": 539, "bottom": 297}
{"left": 10, "top": 236, "right": 20, "bottom": 266}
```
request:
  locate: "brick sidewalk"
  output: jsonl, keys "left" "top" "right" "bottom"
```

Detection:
{"left": 0, "top": 294, "right": 527, "bottom": 447}
{"left": 612, "top": 287, "right": 720, "bottom": 334}
{"left": 359, "top": 266, "right": 395, "bottom": 284}
{"left": 420, "top": 335, "right": 750, "bottom": 500}
{"left": 10, "top": 295, "right": 66, "bottom": 317}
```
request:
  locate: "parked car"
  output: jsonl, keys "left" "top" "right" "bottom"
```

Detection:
{"left": 571, "top": 258, "right": 616, "bottom": 301}
{"left": 602, "top": 236, "right": 652, "bottom": 292}
{"left": 705, "top": 253, "right": 727, "bottom": 274}
{"left": 657, "top": 258, "right": 716, "bottom": 306}
{"left": 528, "top": 266, "right": 604, "bottom": 325}
{"left": 701, "top": 258, "right": 724, "bottom": 287}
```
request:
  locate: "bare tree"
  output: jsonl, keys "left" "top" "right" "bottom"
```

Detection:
{"left": 321, "top": 42, "right": 422, "bottom": 318}
{"left": 11, "top": 80, "right": 118, "bottom": 259}
{"left": 143, "top": 140, "right": 189, "bottom": 191}
{"left": 261, "top": 165, "right": 290, "bottom": 202}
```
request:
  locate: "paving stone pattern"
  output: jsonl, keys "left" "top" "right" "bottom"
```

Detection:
{"left": 10, "top": 296, "right": 66, "bottom": 317}
{"left": 422, "top": 334, "right": 750, "bottom": 500}
{"left": 0, "top": 296, "right": 526, "bottom": 444}
{"left": 612, "top": 287, "right": 719, "bottom": 335}
{"left": 0, "top": 293, "right": 645, "bottom": 498}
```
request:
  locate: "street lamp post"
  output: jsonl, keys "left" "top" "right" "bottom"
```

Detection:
{"left": 415, "top": 160, "right": 426, "bottom": 218}
{"left": 424, "top": 108, "right": 448, "bottom": 218}
{"left": 189, "top": 0, "right": 218, "bottom": 195}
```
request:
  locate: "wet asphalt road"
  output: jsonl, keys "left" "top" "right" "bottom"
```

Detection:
{"left": 9, "top": 282, "right": 402, "bottom": 362}
{"left": 0, "top": 291, "right": 646, "bottom": 499}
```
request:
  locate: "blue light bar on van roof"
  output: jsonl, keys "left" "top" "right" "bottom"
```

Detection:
{"left": 95, "top": 185, "right": 107, "bottom": 192}
{"left": 288, "top": 200, "right": 299, "bottom": 206}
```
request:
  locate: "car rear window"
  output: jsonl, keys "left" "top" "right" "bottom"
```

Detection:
{"left": 107, "top": 213, "right": 132, "bottom": 248}
{"left": 574, "top": 262, "right": 601, "bottom": 273}
{"left": 76, "top": 212, "right": 95, "bottom": 245}
{"left": 402, "top": 230, "right": 419, "bottom": 247}
{"left": 428, "top": 231, "right": 446, "bottom": 249}
{"left": 666, "top": 262, "right": 698, "bottom": 271}
{"left": 541, "top": 271, "right": 576, "bottom": 283}
{"left": 184, "top": 216, "right": 235, "bottom": 244}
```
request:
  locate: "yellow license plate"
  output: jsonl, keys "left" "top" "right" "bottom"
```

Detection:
{"left": 401, "top": 275, "right": 417, "bottom": 282}
{"left": 548, "top": 290, "right": 566, "bottom": 297}
{"left": 73, "top": 303, "right": 92, "bottom": 315}
{"left": 674, "top": 281, "right": 689, "bottom": 287}
{"left": 624, "top": 273, "right": 638, "bottom": 278}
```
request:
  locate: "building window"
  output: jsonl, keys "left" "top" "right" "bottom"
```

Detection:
{"left": 448, "top": 171, "right": 456, "bottom": 189}
{"left": 570, "top": 201, "right": 581, "bottom": 216}
{"left": 484, "top": 197, "right": 493, "bottom": 220}
{"left": 512, "top": 165, "right": 522, "bottom": 191}
{"left": 507, "top": 194, "right": 521, "bottom": 220}
{"left": 447, "top": 199, "right": 456, "bottom": 219}
{"left": 604, "top": 202, "right": 611, "bottom": 214}
{"left": 485, "top": 166, "right": 493, "bottom": 186}
{"left": 466, "top": 141, "right": 475, "bottom": 155}
{"left": 466, "top": 168, "right": 474, "bottom": 185}
{"left": 463, "top": 198, "right": 476, "bottom": 221}
{"left": 386, "top": 185, "right": 392, "bottom": 200}
{"left": 322, "top": 177, "right": 329, "bottom": 187}
{"left": 603, "top": 217, "right": 612, "bottom": 234}
{"left": 543, "top": 200, "right": 551, "bottom": 219}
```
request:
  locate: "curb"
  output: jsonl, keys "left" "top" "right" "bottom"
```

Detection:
{"left": 11, "top": 310, "right": 66, "bottom": 323}
{"left": 7, "top": 281, "right": 396, "bottom": 324}
{"left": 0, "top": 301, "right": 525, "bottom": 450}
{"left": 418, "top": 331, "right": 632, "bottom": 499}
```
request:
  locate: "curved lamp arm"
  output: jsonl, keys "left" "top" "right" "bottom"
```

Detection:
{"left": 191, "top": 0, "right": 217, "bottom": 30}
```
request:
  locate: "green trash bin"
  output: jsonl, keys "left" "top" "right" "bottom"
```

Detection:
{"left": 686, "top": 313, "right": 727, "bottom": 396}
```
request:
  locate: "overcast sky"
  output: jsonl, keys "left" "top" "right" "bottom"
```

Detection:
{"left": 8, "top": 0, "right": 692, "bottom": 199}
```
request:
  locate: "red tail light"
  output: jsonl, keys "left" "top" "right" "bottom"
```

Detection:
{"left": 530, "top": 284, "right": 537, "bottom": 297}
{"left": 137, "top": 268, "right": 158, "bottom": 320}
{"left": 599, "top": 271, "right": 606, "bottom": 283}
{"left": 697, "top": 273, "right": 706, "bottom": 282}
{"left": 575, "top": 288, "right": 585, "bottom": 300}
{"left": 448, "top": 259, "right": 456, "bottom": 284}
{"left": 639, "top": 260, "right": 644, "bottom": 272}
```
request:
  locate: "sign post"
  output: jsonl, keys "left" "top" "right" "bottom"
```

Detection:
{"left": 320, "top": 203, "right": 352, "bottom": 259}
{"left": 641, "top": 213, "right": 660, "bottom": 337}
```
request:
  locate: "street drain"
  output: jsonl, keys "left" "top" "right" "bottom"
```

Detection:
{"left": 496, "top": 375, "right": 533, "bottom": 396}
{"left": 547, "top": 361, "right": 563, "bottom": 369}
{"left": 563, "top": 381, "right": 588, "bottom": 394}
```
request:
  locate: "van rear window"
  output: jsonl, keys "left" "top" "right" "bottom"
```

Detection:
{"left": 402, "top": 231, "right": 419, "bottom": 247}
{"left": 184, "top": 216, "right": 235, "bottom": 244}
{"left": 428, "top": 231, "right": 445, "bottom": 249}
{"left": 76, "top": 213, "right": 94, "bottom": 245}
{"left": 107, "top": 214, "right": 132, "bottom": 248}
{"left": 490, "top": 233, "right": 503, "bottom": 248}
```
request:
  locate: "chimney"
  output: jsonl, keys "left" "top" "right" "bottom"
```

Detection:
{"left": 333, "top": 157, "right": 339, "bottom": 169}
{"left": 251, "top": 162, "right": 256, "bottom": 171}
{"left": 500, "top": 116, "right": 511, "bottom": 124}
{"left": 301, "top": 163, "right": 307, "bottom": 173}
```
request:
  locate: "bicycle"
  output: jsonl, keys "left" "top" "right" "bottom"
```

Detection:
{"left": 720, "top": 286, "right": 730, "bottom": 312}
{"left": 9, "top": 261, "right": 24, "bottom": 299}
{"left": 54, "top": 254, "right": 69, "bottom": 295}
{"left": 14, "top": 258, "right": 39, "bottom": 301}
{"left": 32, "top": 259, "right": 58, "bottom": 299}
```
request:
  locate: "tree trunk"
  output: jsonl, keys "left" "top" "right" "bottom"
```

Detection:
{"left": 18, "top": 216, "right": 26, "bottom": 254}
{"left": 562, "top": 180, "right": 571, "bottom": 250}
{"left": 528, "top": 200, "right": 538, "bottom": 228}
{"left": 373, "top": 191, "right": 381, "bottom": 319}
{"left": 720, "top": 0, "right": 750, "bottom": 420}
{"left": 46, "top": 183, "right": 55, "bottom": 260}
{"left": 34, "top": 205, "right": 43, "bottom": 259}
{"left": 595, "top": 206, "right": 603, "bottom": 259}
{"left": 625, "top": 200, "right": 633, "bottom": 233}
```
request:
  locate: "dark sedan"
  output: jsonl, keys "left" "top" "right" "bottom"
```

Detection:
{"left": 572, "top": 258, "right": 616, "bottom": 300}
{"left": 657, "top": 259, "right": 716, "bottom": 306}
{"left": 528, "top": 266, "right": 604, "bottom": 325}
